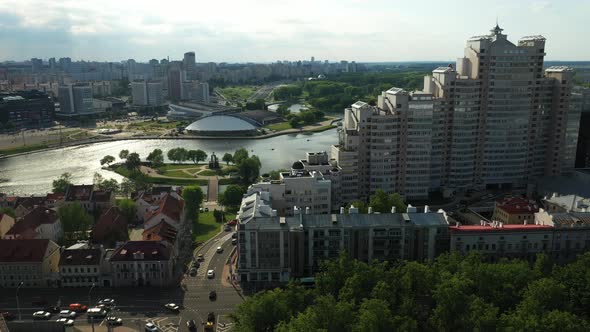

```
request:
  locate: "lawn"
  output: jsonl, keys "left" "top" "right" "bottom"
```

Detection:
{"left": 159, "top": 164, "right": 203, "bottom": 171}
{"left": 163, "top": 169, "right": 197, "bottom": 178}
{"left": 219, "top": 86, "right": 257, "bottom": 101}
{"left": 0, "top": 144, "right": 49, "bottom": 156}
{"left": 265, "top": 121, "right": 292, "bottom": 131}
{"left": 128, "top": 120, "right": 183, "bottom": 130}
{"left": 111, "top": 165, "right": 208, "bottom": 186}
{"left": 193, "top": 211, "right": 236, "bottom": 244}
{"left": 198, "top": 169, "right": 217, "bottom": 176}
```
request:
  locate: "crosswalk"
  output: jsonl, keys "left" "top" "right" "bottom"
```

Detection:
{"left": 145, "top": 316, "right": 181, "bottom": 332}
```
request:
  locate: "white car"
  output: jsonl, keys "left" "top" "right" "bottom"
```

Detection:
{"left": 33, "top": 311, "right": 51, "bottom": 319}
{"left": 145, "top": 322, "right": 158, "bottom": 331}
{"left": 164, "top": 303, "right": 180, "bottom": 311}
{"left": 216, "top": 246, "right": 223, "bottom": 253}
{"left": 98, "top": 298, "right": 115, "bottom": 306}
{"left": 56, "top": 318, "right": 75, "bottom": 326}
{"left": 207, "top": 269, "right": 215, "bottom": 278}
{"left": 106, "top": 316, "right": 123, "bottom": 325}
{"left": 59, "top": 310, "right": 76, "bottom": 318}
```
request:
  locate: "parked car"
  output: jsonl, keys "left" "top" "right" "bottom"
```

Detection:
{"left": 68, "top": 303, "right": 88, "bottom": 313}
{"left": 189, "top": 268, "right": 198, "bottom": 276}
{"left": 98, "top": 298, "right": 115, "bottom": 306}
{"left": 209, "top": 290, "right": 217, "bottom": 301}
{"left": 33, "top": 311, "right": 51, "bottom": 320}
{"left": 106, "top": 316, "right": 123, "bottom": 326}
{"left": 164, "top": 303, "right": 179, "bottom": 312}
{"left": 232, "top": 238, "right": 237, "bottom": 245}
{"left": 216, "top": 246, "right": 223, "bottom": 253}
{"left": 46, "top": 306, "right": 61, "bottom": 314}
{"left": 56, "top": 318, "right": 74, "bottom": 326}
{"left": 187, "top": 319, "right": 197, "bottom": 331}
{"left": 197, "top": 254, "right": 204, "bottom": 262}
{"left": 59, "top": 310, "right": 76, "bottom": 318}
{"left": 231, "top": 232, "right": 237, "bottom": 239}
{"left": 224, "top": 225, "right": 231, "bottom": 232}
{"left": 227, "top": 219, "right": 238, "bottom": 226}
{"left": 145, "top": 322, "right": 158, "bottom": 331}
{"left": 207, "top": 270, "right": 215, "bottom": 278}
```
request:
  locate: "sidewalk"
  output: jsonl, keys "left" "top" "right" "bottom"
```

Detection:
{"left": 221, "top": 248, "right": 243, "bottom": 298}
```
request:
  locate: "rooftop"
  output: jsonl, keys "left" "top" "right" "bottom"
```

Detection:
{"left": 0, "top": 239, "right": 57, "bottom": 262}
{"left": 110, "top": 241, "right": 172, "bottom": 261}
{"left": 546, "top": 66, "right": 574, "bottom": 73}
{"left": 5, "top": 206, "right": 59, "bottom": 237}
{"left": 548, "top": 212, "right": 590, "bottom": 226}
{"left": 143, "top": 222, "right": 178, "bottom": 243}
{"left": 59, "top": 248, "right": 102, "bottom": 266}
{"left": 185, "top": 115, "right": 258, "bottom": 132}
{"left": 449, "top": 224, "right": 552, "bottom": 232}
{"left": 495, "top": 197, "right": 539, "bottom": 214}
{"left": 143, "top": 193, "right": 184, "bottom": 223}
{"left": 65, "top": 184, "right": 93, "bottom": 201}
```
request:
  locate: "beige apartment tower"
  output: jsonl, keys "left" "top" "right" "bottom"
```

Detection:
{"left": 332, "top": 24, "right": 581, "bottom": 203}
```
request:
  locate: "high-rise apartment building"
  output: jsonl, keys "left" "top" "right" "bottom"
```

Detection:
{"left": 183, "top": 52, "right": 196, "bottom": 72}
{"left": 131, "top": 80, "right": 164, "bottom": 106}
{"left": 58, "top": 84, "right": 94, "bottom": 115}
{"left": 333, "top": 25, "right": 581, "bottom": 202}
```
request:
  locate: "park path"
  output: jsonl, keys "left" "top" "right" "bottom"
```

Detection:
{"left": 208, "top": 176, "right": 219, "bottom": 202}
{"left": 139, "top": 165, "right": 218, "bottom": 180}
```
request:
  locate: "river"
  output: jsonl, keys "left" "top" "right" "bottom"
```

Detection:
{"left": 0, "top": 128, "right": 338, "bottom": 195}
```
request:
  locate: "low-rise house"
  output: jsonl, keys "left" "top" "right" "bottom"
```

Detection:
{"left": 535, "top": 209, "right": 590, "bottom": 263}
{"left": 143, "top": 194, "right": 184, "bottom": 230}
{"left": 134, "top": 186, "right": 182, "bottom": 222}
{"left": 90, "top": 190, "right": 115, "bottom": 214}
{"left": 543, "top": 193, "right": 590, "bottom": 213}
{"left": 92, "top": 207, "right": 128, "bottom": 247}
{"left": 0, "top": 213, "right": 15, "bottom": 238}
{"left": 14, "top": 196, "right": 46, "bottom": 218}
{"left": 109, "top": 241, "right": 175, "bottom": 287}
{"left": 143, "top": 221, "right": 178, "bottom": 246}
{"left": 449, "top": 222, "right": 553, "bottom": 262}
{"left": 65, "top": 184, "right": 94, "bottom": 211}
{"left": 45, "top": 192, "right": 65, "bottom": 208}
{"left": 491, "top": 197, "right": 539, "bottom": 224}
{"left": 59, "top": 248, "right": 103, "bottom": 287}
{"left": 0, "top": 239, "right": 61, "bottom": 288}
{"left": 3, "top": 206, "right": 63, "bottom": 242}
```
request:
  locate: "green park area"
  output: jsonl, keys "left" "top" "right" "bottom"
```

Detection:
{"left": 127, "top": 120, "right": 184, "bottom": 131}
{"left": 0, "top": 144, "right": 49, "bottom": 156}
{"left": 264, "top": 121, "right": 292, "bottom": 131}
{"left": 193, "top": 211, "right": 236, "bottom": 244}
{"left": 219, "top": 86, "right": 257, "bottom": 101}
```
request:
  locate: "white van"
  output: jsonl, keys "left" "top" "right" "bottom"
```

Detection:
{"left": 87, "top": 307, "right": 107, "bottom": 319}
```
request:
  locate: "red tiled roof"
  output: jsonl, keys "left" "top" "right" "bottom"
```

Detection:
{"left": 46, "top": 192, "right": 65, "bottom": 201}
{"left": 450, "top": 224, "right": 553, "bottom": 232}
{"left": 496, "top": 197, "right": 539, "bottom": 214}
{"left": 16, "top": 196, "right": 46, "bottom": 209}
{"left": 92, "top": 207, "right": 128, "bottom": 243}
{"left": 143, "top": 222, "right": 178, "bottom": 243}
{"left": 5, "top": 206, "right": 59, "bottom": 237}
{"left": 144, "top": 194, "right": 184, "bottom": 223}
{"left": 66, "top": 185, "right": 93, "bottom": 201}
{"left": 110, "top": 241, "right": 171, "bottom": 261}
{"left": 0, "top": 239, "right": 54, "bottom": 262}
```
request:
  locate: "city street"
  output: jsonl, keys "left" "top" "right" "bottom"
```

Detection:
{"left": 0, "top": 231, "right": 243, "bottom": 331}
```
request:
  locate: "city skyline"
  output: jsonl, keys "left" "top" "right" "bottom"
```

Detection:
{"left": 0, "top": 0, "right": 588, "bottom": 62}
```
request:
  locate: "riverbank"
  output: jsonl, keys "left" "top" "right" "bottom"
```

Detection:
{"left": 0, "top": 118, "right": 340, "bottom": 160}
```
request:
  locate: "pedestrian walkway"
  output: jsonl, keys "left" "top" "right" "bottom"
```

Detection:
{"left": 208, "top": 176, "right": 219, "bottom": 202}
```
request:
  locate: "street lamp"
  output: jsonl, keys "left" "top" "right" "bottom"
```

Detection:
{"left": 88, "top": 282, "right": 96, "bottom": 307}
{"left": 16, "top": 281, "right": 23, "bottom": 320}
{"left": 89, "top": 283, "right": 96, "bottom": 332}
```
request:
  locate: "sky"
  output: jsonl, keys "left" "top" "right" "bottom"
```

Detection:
{"left": 0, "top": 0, "right": 588, "bottom": 63}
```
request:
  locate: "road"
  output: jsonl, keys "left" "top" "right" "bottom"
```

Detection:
{"left": 0, "top": 231, "right": 242, "bottom": 332}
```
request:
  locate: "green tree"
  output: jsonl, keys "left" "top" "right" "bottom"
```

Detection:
{"left": 238, "top": 157, "right": 261, "bottom": 185}
{"left": 353, "top": 299, "right": 395, "bottom": 332}
{"left": 289, "top": 117, "right": 300, "bottom": 128}
{"left": 58, "top": 202, "right": 93, "bottom": 235}
{"left": 116, "top": 198, "right": 136, "bottom": 224}
{"left": 100, "top": 155, "right": 115, "bottom": 166}
{"left": 222, "top": 153, "right": 234, "bottom": 165}
{"left": 99, "top": 178, "right": 119, "bottom": 193}
{"left": 125, "top": 152, "right": 141, "bottom": 170}
{"left": 219, "top": 185, "right": 245, "bottom": 209}
{"left": 119, "top": 149, "right": 129, "bottom": 160}
{"left": 233, "top": 148, "right": 249, "bottom": 165}
{"left": 146, "top": 149, "right": 164, "bottom": 168}
{"left": 167, "top": 147, "right": 188, "bottom": 163}
{"left": 182, "top": 186, "right": 204, "bottom": 219}
{"left": 0, "top": 207, "right": 16, "bottom": 218}
{"left": 187, "top": 149, "right": 207, "bottom": 164}
{"left": 369, "top": 189, "right": 406, "bottom": 213}
{"left": 52, "top": 172, "right": 72, "bottom": 193}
